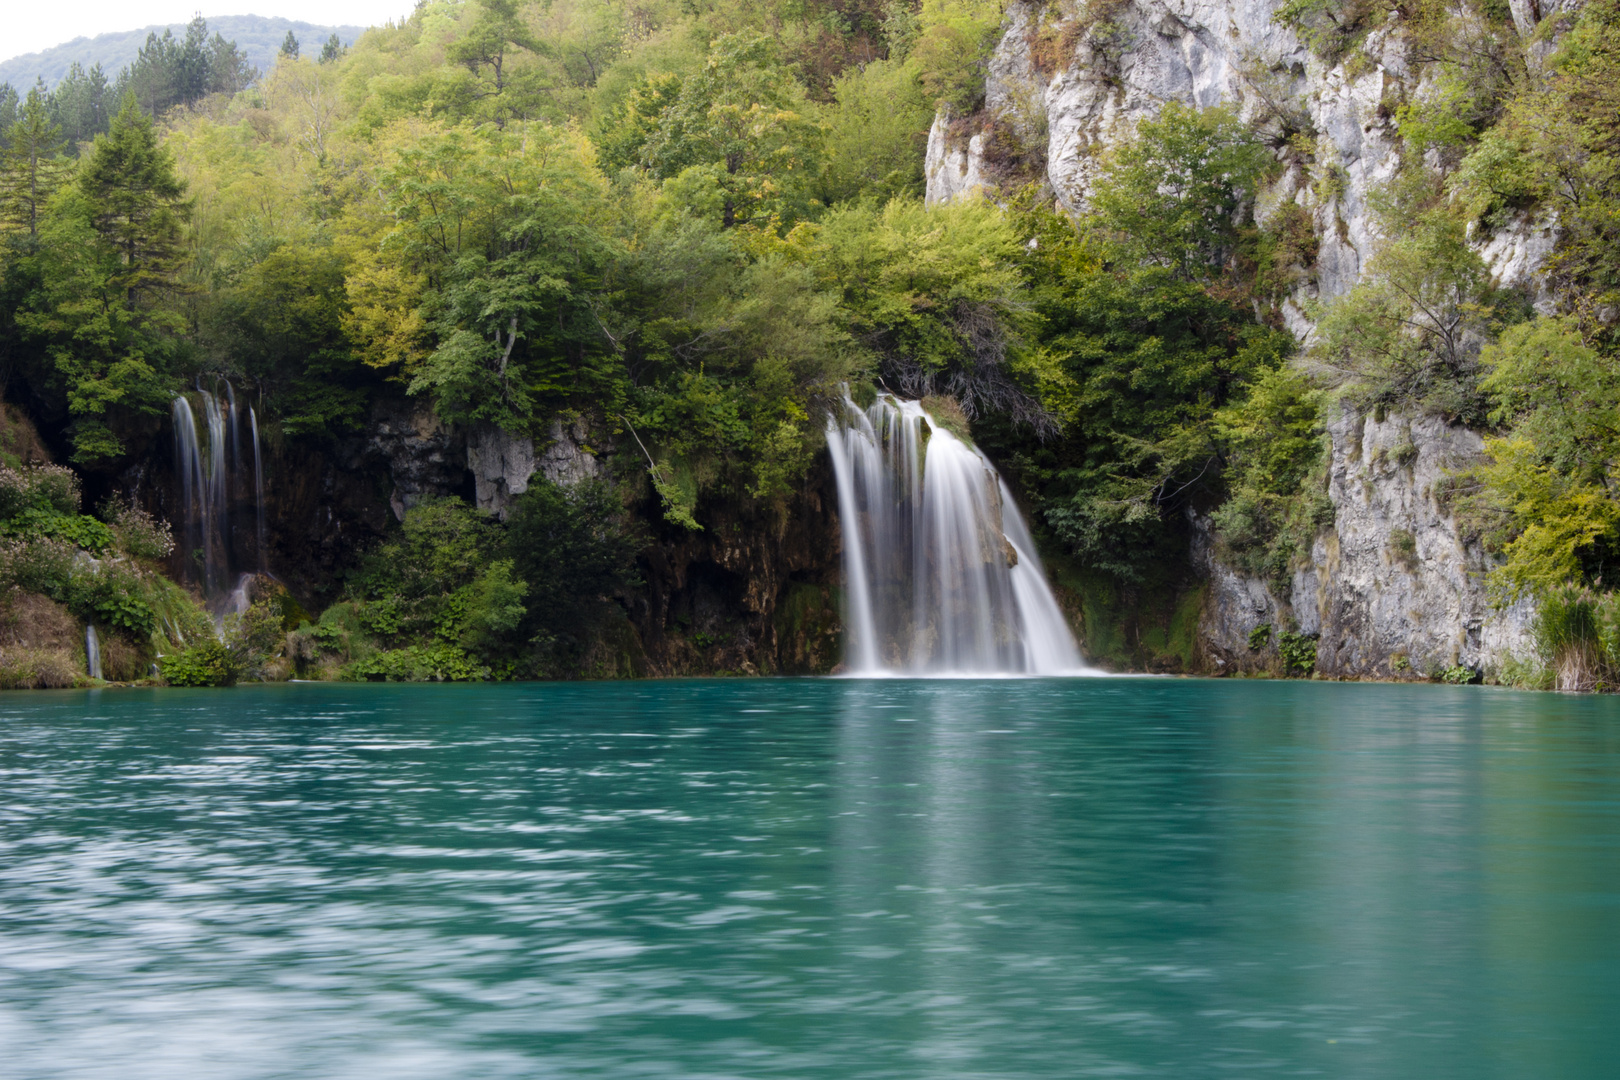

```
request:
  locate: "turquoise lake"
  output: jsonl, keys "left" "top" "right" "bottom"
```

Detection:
{"left": 1, "top": 678, "right": 1617, "bottom": 1077}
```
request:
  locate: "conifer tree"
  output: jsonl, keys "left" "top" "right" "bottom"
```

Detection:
{"left": 78, "top": 94, "right": 187, "bottom": 301}
{"left": 319, "top": 33, "right": 346, "bottom": 65}
{"left": 0, "top": 86, "right": 66, "bottom": 238}
{"left": 0, "top": 84, "right": 18, "bottom": 138}
{"left": 281, "top": 31, "right": 300, "bottom": 60}
{"left": 51, "top": 63, "right": 111, "bottom": 145}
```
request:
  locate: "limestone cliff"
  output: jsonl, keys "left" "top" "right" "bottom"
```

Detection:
{"left": 925, "top": 0, "right": 1563, "bottom": 320}
{"left": 925, "top": 0, "right": 1557, "bottom": 676}
{"left": 1196, "top": 405, "right": 1534, "bottom": 678}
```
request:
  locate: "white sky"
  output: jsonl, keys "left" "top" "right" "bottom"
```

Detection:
{"left": 2, "top": 3, "right": 414, "bottom": 64}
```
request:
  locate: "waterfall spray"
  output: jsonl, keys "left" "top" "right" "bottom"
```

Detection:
{"left": 826, "top": 391, "right": 1090, "bottom": 676}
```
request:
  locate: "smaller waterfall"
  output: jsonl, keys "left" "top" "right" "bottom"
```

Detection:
{"left": 172, "top": 381, "right": 269, "bottom": 605}
{"left": 85, "top": 625, "right": 101, "bottom": 680}
{"left": 827, "top": 391, "right": 1092, "bottom": 676}
{"left": 249, "top": 406, "right": 266, "bottom": 571}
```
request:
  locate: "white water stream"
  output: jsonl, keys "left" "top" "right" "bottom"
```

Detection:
{"left": 85, "top": 624, "right": 101, "bottom": 680}
{"left": 826, "top": 392, "right": 1093, "bottom": 676}
{"left": 172, "top": 381, "right": 266, "bottom": 614}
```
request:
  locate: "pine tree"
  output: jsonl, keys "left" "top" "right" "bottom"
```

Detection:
{"left": 175, "top": 15, "right": 212, "bottom": 107}
{"left": 281, "top": 31, "right": 301, "bottom": 60}
{"left": 78, "top": 94, "right": 187, "bottom": 301}
{"left": 0, "top": 86, "right": 66, "bottom": 238}
{"left": 319, "top": 33, "right": 346, "bottom": 65}
{"left": 51, "top": 63, "right": 111, "bottom": 146}
{"left": 0, "top": 84, "right": 18, "bottom": 138}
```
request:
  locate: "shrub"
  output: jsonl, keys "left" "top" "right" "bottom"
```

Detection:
{"left": 0, "top": 464, "right": 80, "bottom": 520}
{"left": 106, "top": 502, "right": 176, "bottom": 560}
{"left": 341, "top": 644, "right": 490, "bottom": 682}
{"left": 1437, "top": 665, "right": 1478, "bottom": 685}
{"left": 1278, "top": 630, "right": 1318, "bottom": 675}
{"left": 62, "top": 563, "right": 157, "bottom": 638}
{"left": 224, "top": 599, "right": 288, "bottom": 681}
{"left": 0, "top": 537, "right": 75, "bottom": 594}
{"left": 1528, "top": 584, "right": 1620, "bottom": 691}
{"left": 0, "top": 647, "right": 79, "bottom": 689}
{"left": 1, "top": 509, "right": 115, "bottom": 553}
{"left": 1389, "top": 528, "right": 1419, "bottom": 571}
{"left": 1248, "top": 622, "right": 1273, "bottom": 650}
{"left": 159, "top": 642, "right": 237, "bottom": 687}
{"left": 506, "top": 479, "right": 639, "bottom": 649}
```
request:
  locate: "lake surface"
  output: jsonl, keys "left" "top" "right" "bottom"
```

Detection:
{"left": 1, "top": 679, "right": 1617, "bottom": 1078}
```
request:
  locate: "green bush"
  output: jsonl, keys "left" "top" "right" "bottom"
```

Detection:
{"left": 506, "top": 479, "right": 639, "bottom": 650}
{"left": 105, "top": 502, "right": 175, "bottom": 560}
{"left": 341, "top": 644, "right": 491, "bottom": 682}
{"left": 1, "top": 509, "right": 115, "bottom": 553}
{"left": 1248, "top": 623, "right": 1273, "bottom": 650}
{"left": 0, "top": 464, "right": 81, "bottom": 520}
{"left": 159, "top": 642, "right": 237, "bottom": 687}
{"left": 62, "top": 563, "right": 157, "bottom": 638}
{"left": 1278, "top": 631, "right": 1318, "bottom": 675}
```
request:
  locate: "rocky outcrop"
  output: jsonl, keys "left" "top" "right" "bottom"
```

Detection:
{"left": 466, "top": 415, "right": 610, "bottom": 519}
{"left": 924, "top": 116, "right": 992, "bottom": 206}
{"left": 1197, "top": 406, "right": 1535, "bottom": 678}
{"left": 466, "top": 424, "right": 536, "bottom": 519}
{"left": 926, "top": 0, "right": 1564, "bottom": 312}
{"left": 365, "top": 398, "right": 468, "bottom": 522}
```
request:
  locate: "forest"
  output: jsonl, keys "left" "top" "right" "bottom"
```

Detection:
{"left": 0, "top": 0, "right": 1617, "bottom": 687}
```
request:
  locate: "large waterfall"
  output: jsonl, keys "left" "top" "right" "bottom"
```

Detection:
{"left": 172, "top": 381, "right": 267, "bottom": 612}
{"left": 826, "top": 392, "right": 1091, "bottom": 676}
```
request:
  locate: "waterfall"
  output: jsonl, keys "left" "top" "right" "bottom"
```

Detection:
{"left": 172, "top": 381, "right": 269, "bottom": 605}
{"left": 249, "top": 406, "right": 266, "bottom": 571}
{"left": 826, "top": 392, "right": 1091, "bottom": 676}
{"left": 85, "top": 625, "right": 101, "bottom": 680}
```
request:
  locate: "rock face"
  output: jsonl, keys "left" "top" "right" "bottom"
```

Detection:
{"left": 1197, "top": 406, "right": 1535, "bottom": 678}
{"left": 924, "top": 117, "right": 991, "bottom": 206}
{"left": 926, "top": 0, "right": 1564, "bottom": 314}
{"left": 367, "top": 398, "right": 467, "bottom": 522}
{"left": 466, "top": 415, "right": 610, "bottom": 519}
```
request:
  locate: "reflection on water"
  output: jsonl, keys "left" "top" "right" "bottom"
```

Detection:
{"left": 0, "top": 680, "right": 1617, "bottom": 1077}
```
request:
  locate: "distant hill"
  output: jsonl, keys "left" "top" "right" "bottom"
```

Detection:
{"left": 0, "top": 16, "right": 370, "bottom": 90}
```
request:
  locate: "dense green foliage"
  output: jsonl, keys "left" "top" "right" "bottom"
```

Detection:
{"left": 289, "top": 484, "right": 639, "bottom": 679}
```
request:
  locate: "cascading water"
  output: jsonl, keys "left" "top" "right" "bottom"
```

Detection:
{"left": 249, "top": 406, "right": 266, "bottom": 572}
{"left": 85, "top": 625, "right": 101, "bottom": 680}
{"left": 171, "top": 380, "right": 268, "bottom": 613}
{"left": 826, "top": 392, "right": 1091, "bottom": 676}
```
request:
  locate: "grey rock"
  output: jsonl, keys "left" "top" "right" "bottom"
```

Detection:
{"left": 366, "top": 399, "right": 465, "bottom": 522}
{"left": 924, "top": 0, "right": 1558, "bottom": 309}
{"left": 1198, "top": 405, "right": 1536, "bottom": 678}
{"left": 467, "top": 416, "right": 608, "bottom": 519}
{"left": 538, "top": 416, "right": 607, "bottom": 488}
{"left": 466, "top": 424, "right": 537, "bottom": 520}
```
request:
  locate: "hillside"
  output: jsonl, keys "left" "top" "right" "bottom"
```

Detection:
{"left": 0, "top": 0, "right": 1616, "bottom": 689}
{"left": 0, "top": 15, "right": 368, "bottom": 89}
